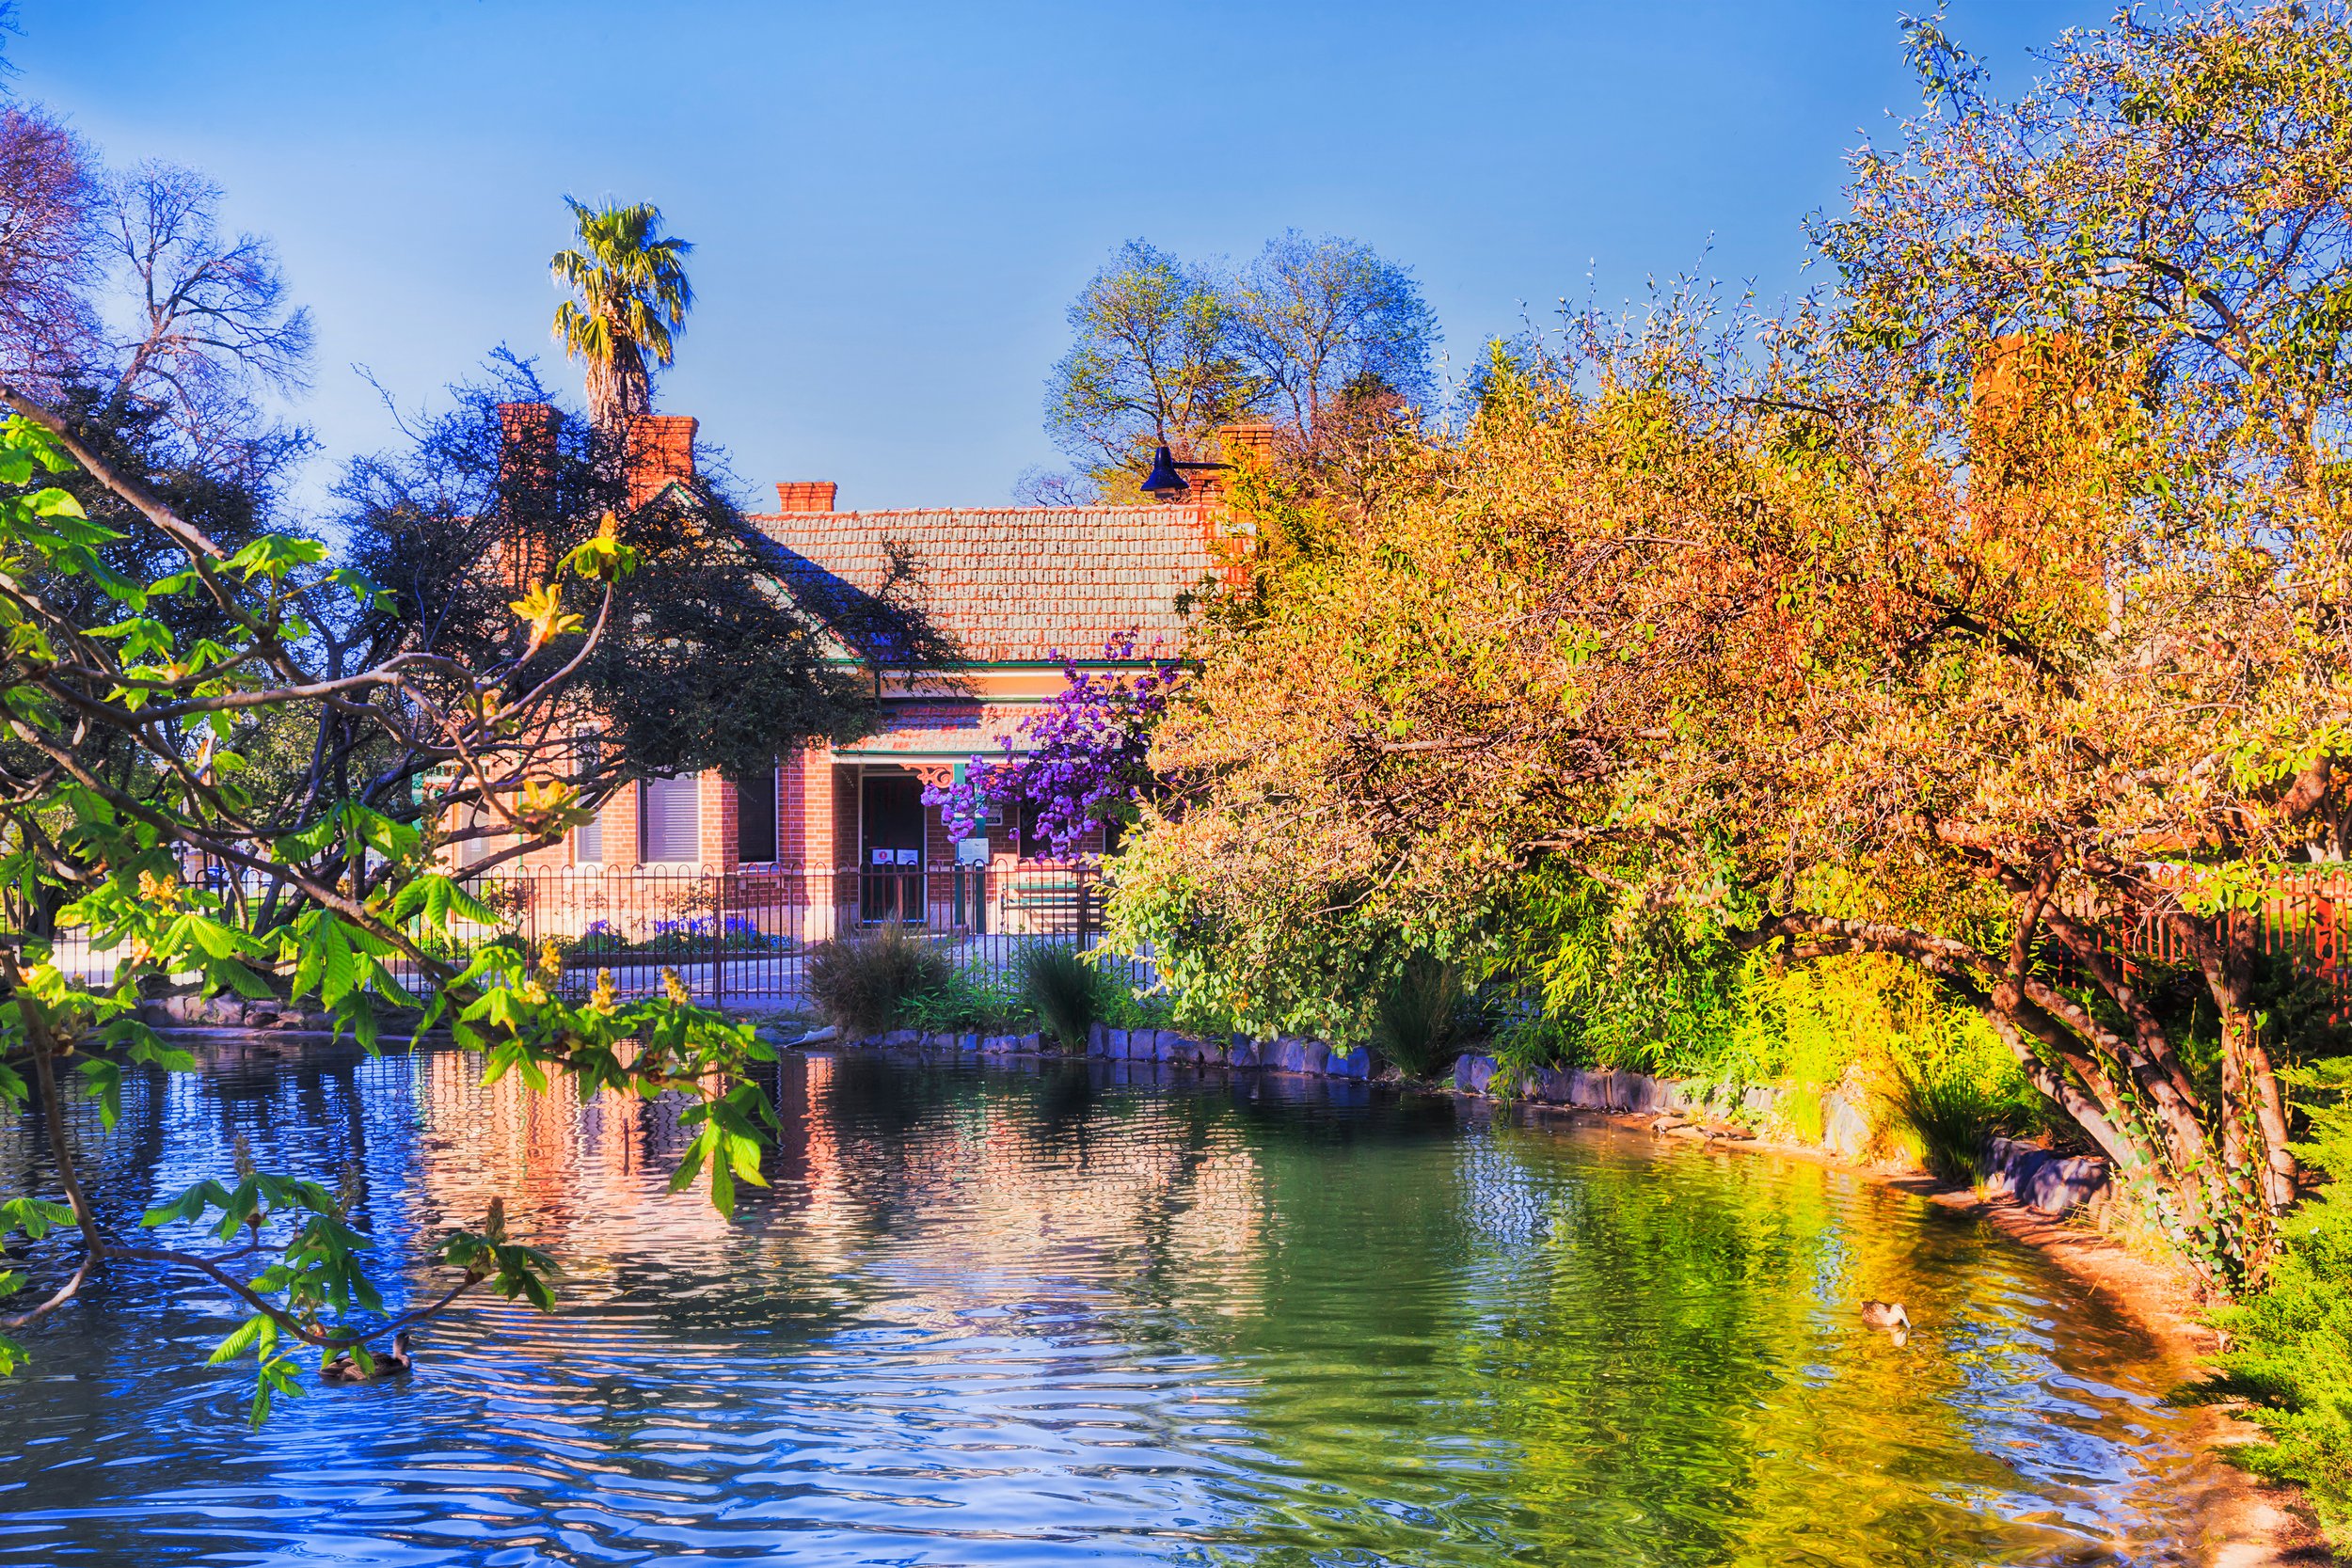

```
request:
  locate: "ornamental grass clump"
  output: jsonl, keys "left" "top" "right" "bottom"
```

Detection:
{"left": 1369, "top": 953, "right": 1470, "bottom": 1079}
{"left": 1879, "top": 1053, "right": 2020, "bottom": 1186}
{"left": 805, "top": 927, "right": 954, "bottom": 1040}
{"left": 1017, "top": 943, "right": 1103, "bottom": 1051}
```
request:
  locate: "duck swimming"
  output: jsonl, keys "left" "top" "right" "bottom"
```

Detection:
{"left": 321, "top": 1329, "right": 412, "bottom": 1382}
{"left": 1859, "top": 1301, "right": 1911, "bottom": 1344}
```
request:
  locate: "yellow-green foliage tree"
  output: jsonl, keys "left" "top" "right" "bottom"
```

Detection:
{"left": 0, "top": 399, "right": 773, "bottom": 1420}
{"left": 1116, "top": 1, "right": 2351, "bottom": 1291}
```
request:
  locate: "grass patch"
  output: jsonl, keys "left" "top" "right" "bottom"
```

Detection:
{"left": 1878, "top": 1052, "right": 2020, "bottom": 1183}
{"left": 898, "top": 965, "right": 1030, "bottom": 1036}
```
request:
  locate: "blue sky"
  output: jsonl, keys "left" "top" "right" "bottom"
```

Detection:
{"left": 13, "top": 1, "right": 2107, "bottom": 512}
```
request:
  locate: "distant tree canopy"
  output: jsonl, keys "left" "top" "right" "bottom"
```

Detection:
{"left": 0, "top": 102, "right": 313, "bottom": 487}
{"left": 1231, "top": 230, "right": 1438, "bottom": 435}
{"left": 1033, "top": 231, "right": 1438, "bottom": 503}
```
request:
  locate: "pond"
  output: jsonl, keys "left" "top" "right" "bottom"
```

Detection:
{"left": 0, "top": 1047, "right": 2216, "bottom": 1566}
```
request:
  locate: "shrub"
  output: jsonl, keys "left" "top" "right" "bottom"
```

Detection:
{"left": 898, "top": 965, "right": 1029, "bottom": 1036}
{"left": 1100, "top": 979, "right": 1177, "bottom": 1034}
{"left": 804, "top": 926, "right": 953, "bottom": 1039}
{"left": 1777, "top": 1083, "right": 1828, "bottom": 1145}
{"left": 1017, "top": 943, "right": 1103, "bottom": 1051}
{"left": 1370, "top": 953, "right": 1470, "bottom": 1078}
{"left": 2192, "top": 1058, "right": 2352, "bottom": 1550}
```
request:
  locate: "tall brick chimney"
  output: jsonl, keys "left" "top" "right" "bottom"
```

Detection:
{"left": 625, "top": 414, "right": 698, "bottom": 507}
{"left": 1218, "top": 422, "right": 1280, "bottom": 467}
{"left": 1185, "top": 423, "right": 1280, "bottom": 509}
{"left": 773, "top": 482, "right": 838, "bottom": 513}
{"left": 496, "top": 402, "right": 560, "bottom": 592}
{"left": 498, "top": 401, "right": 560, "bottom": 480}
{"left": 1194, "top": 422, "right": 1279, "bottom": 582}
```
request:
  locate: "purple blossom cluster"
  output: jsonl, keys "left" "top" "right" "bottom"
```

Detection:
{"left": 923, "top": 639, "right": 1180, "bottom": 860}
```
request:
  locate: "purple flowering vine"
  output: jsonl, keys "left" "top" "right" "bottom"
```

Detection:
{"left": 923, "top": 638, "right": 1180, "bottom": 860}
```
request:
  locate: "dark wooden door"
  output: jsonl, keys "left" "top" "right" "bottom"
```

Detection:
{"left": 861, "top": 774, "right": 925, "bottom": 924}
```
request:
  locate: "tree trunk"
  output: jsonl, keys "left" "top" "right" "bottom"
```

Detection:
{"left": 584, "top": 343, "right": 651, "bottom": 435}
{"left": 2181, "top": 908, "right": 2299, "bottom": 1219}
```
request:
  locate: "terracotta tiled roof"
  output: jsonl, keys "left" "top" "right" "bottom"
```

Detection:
{"left": 751, "top": 505, "right": 1224, "bottom": 662}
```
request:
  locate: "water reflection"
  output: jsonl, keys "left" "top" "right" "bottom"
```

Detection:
{"left": 0, "top": 1047, "right": 2203, "bottom": 1565}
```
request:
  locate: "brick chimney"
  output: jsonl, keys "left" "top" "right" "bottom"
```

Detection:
{"left": 496, "top": 402, "right": 560, "bottom": 592}
{"left": 1192, "top": 422, "right": 1279, "bottom": 582}
{"left": 625, "top": 414, "right": 699, "bottom": 507}
{"left": 498, "top": 401, "right": 559, "bottom": 480}
{"left": 1218, "top": 422, "right": 1280, "bottom": 467}
{"left": 1185, "top": 423, "right": 1281, "bottom": 509}
{"left": 773, "top": 481, "right": 838, "bottom": 513}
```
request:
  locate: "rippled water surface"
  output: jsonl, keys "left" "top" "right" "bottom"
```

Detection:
{"left": 0, "top": 1046, "right": 2211, "bottom": 1565}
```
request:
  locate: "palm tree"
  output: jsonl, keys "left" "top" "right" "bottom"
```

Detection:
{"left": 549, "top": 198, "right": 692, "bottom": 431}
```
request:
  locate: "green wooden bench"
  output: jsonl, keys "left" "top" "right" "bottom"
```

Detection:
{"left": 999, "top": 879, "right": 1100, "bottom": 934}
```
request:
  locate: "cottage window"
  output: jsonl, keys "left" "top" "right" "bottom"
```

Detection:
{"left": 640, "top": 775, "right": 700, "bottom": 863}
{"left": 574, "top": 806, "right": 604, "bottom": 864}
{"left": 735, "top": 767, "right": 778, "bottom": 863}
{"left": 454, "top": 802, "right": 493, "bottom": 868}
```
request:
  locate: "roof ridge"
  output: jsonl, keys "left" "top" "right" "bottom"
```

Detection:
{"left": 752, "top": 503, "right": 1217, "bottom": 521}
{"left": 747, "top": 502, "right": 1219, "bottom": 662}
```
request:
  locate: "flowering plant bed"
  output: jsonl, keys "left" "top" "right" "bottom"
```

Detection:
{"left": 557, "top": 917, "right": 797, "bottom": 964}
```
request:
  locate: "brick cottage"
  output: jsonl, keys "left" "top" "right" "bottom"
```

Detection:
{"left": 474, "top": 408, "right": 1266, "bottom": 946}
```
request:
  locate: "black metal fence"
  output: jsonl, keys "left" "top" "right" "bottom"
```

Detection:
{"left": 19, "top": 860, "right": 2340, "bottom": 1025}
{"left": 399, "top": 862, "right": 1144, "bottom": 1012}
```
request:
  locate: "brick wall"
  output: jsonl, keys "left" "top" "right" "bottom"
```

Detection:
{"left": 601, "top": 782, "right": 640, "bottom": 867}
{"left": 700, "top": 771, "right": 733, "bottom": 870}
{"left": 832, "top": 767, "right": 860, "bottom": 874}
{"left": 778, "top": 745, "right": 846, "bottom": 934}
{"left": 782, "top": 746, "right": 838, "bottom": 869}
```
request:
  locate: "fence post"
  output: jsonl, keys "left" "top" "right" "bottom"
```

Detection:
{"left": 711, "top": 869, "right": 726, "bottom": 1011}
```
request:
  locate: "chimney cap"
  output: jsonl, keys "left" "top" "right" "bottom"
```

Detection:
{"left": 774, "top": 481, "right": 838, "bottom": 513}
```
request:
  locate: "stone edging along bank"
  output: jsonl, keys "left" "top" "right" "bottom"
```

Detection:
{"left": 817, "top": 1023, "right": 2113, "bottom": 1221}
{"left": 140, "top": 993, "right": 2109, "bottom": 1222}
{"left": 140, "top": 996, "right": 2110, "bottom": 1223}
